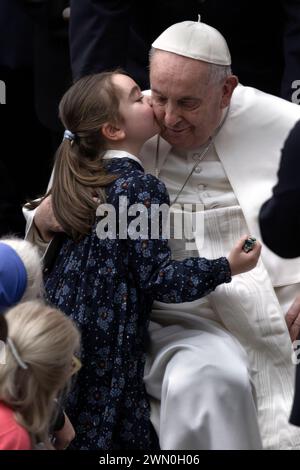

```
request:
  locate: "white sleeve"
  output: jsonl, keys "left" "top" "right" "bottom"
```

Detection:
{"left": 22, "top": 168, "right": 55, "bottom": 254}
{"left": 23, "top": 204, "right": 49, "bottom": 255}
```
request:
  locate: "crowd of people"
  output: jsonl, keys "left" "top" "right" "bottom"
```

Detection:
{"left": 2, "top": 0, "right": 300, "bottom": 452}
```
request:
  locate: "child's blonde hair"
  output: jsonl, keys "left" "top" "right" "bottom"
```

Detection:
{"left": 0, "top": 300, "right": 80, "bottom": 447}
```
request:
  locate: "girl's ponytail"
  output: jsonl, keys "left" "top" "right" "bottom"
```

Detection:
{"left": 52, "top": 72, "right": 123, "bottom": 241}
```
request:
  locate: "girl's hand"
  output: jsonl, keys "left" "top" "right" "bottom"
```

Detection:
{"left": 228, "top": 235, "right": 262, "bottom": 276}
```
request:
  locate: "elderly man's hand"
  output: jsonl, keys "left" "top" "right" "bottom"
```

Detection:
{"left": 62, "top": 7, "right": 70, "bottom": 21}
{"left": 34, "top": 195, "right": 64, "bottom": 242}
{"left": 286, "top": 296, "right": 300, "bottom": 343}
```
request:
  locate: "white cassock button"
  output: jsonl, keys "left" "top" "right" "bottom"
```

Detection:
{"left": 198, "top": 184, "right": 205, "bottom": 191}
{"left": 194, "top": 167, "right": 202, "bottom": 174}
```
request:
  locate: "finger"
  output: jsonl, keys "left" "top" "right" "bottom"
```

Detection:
{"left": 286, "top": 310, "right": 298, "bottom": 328}
{"left": 53, "top": 223, "right": 65, "bottom": 233}
{"left": 286, "top": 312, "right": 294, "bottom": 329}
{"left": 237, "top": 237, "right": 261, "bottom": 258}
{"left": 251, "top": 242, "right": 262, "bottom": 256}
{"left": 292, "top": 298, "right": 300, "bottom": 312}
{"left": 287, "top": 309, "right": 300, "bottom": 330}
{"left": 287, "top": 300, "right": 300, "bottom": 321}
{"left": 48, "top": 216, "right": 65, "bottom": 233}
{"left": 234, "top": 235, "right": 250, "bottom": 251}
{"left": 290, "top": 324, "right": 300, "bottom": 343}
{"left": 93, "top": 196, "right": 101, "bottom": 204}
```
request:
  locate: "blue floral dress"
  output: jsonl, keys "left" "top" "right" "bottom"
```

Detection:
{"left": 44, "top": 155, "right": 231, "bottom": 450}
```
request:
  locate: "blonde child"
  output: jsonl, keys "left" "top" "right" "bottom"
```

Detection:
{"left": 0, "top": 300, "right": 80, "bottom": 449}
{"left": 0, "top": 238, "right": 76, "bottom": 449}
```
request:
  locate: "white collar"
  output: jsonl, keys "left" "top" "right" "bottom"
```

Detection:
{"left": 103, "top": 150, "right": 144, "bottom": 168}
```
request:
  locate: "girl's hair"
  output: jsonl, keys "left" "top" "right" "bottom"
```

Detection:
{"left": 51, "top": 71, "right": 125, "bottom": 241}
{"left": 0, "top": 237, "right": 43, "bottom": 302}
{"left": 0, "top": 300, "right": 80, "bottom": 447}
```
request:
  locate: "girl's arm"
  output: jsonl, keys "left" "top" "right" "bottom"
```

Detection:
{"left": 122, "top": 173, "right": 231, "bottom": 303}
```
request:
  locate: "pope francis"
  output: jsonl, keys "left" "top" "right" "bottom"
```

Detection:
{"left": 140, "top": 19, "right": 300, "bottom": 450}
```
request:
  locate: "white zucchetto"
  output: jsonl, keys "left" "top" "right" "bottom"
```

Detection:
{"left": 152, "top": 18, "right": 231, "bottom": 66}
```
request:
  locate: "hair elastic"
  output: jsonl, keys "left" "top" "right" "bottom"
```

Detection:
{"left": 7, "top": 337, "right": 28, "bottom": 370}
{"left": 63, "top": 129, "right": 75, "bottom": 141}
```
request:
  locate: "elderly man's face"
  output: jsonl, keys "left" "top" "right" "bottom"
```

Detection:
{"left": 150, "top": 51, "right": 235, "bottom": 149}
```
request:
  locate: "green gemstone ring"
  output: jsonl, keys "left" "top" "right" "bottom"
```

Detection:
{"left": 243, "top": 237, "right": 257, "bottom": 253}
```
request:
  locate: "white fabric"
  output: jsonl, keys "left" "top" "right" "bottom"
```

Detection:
{"left": 152, "top": 20, "right": 231, "bottom": 65}
{"left": 145, "top": 316, "right": 262, "bottom": 449}
{"left": 159, "top": 138, "right": 239, "bottom": 209}
{"left": 103, "top": 150, "right": 143, "bottom": 167}
{"left": 199, "top": 206, "right": 299, "bottom": 449}
{"left": 141, "top": 85, "right": 300, "bottom": 449}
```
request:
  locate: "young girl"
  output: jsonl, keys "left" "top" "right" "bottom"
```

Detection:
{"left": 42, "top": 71, "right": 261, "bottom": 450}
{"left": 0, "top": 300, "right": 80, "bottom": 449}
{"left": 0, "top": 238, "right": 76, "bottom": 450}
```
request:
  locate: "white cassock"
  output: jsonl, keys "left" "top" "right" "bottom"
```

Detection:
{"left": 140, "top": 84, "right": 300, "bottom": 450}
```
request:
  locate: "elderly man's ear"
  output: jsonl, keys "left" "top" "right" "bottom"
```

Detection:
{"left": 221, "top": 75, "right": 239, "bottom": 108}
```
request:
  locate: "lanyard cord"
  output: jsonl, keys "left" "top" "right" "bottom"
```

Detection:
{"left": 172, "top": 136, "right": 212, "bottom": 205}
{"left": 155, "top": 106, "right": 230, "bottom": 205}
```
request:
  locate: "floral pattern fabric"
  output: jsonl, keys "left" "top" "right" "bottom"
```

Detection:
{"left": 44, "top": 157, "right": 231, "bottom": 450}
